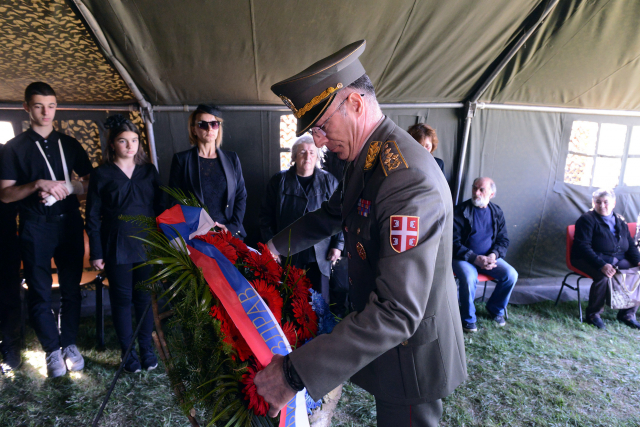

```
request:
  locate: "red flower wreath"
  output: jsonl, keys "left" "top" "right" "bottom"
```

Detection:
{"left": 218, "top": 231, "right": 250, "bottom": 258}
{"left": 245, "top": 243, "right": 283, "bottom": 283}
{"left": 241, "top": 359, "right": 269, "bottom": 416}
{"left": 285, "top": 265, "right": 313, "bottom": 300}
{"left": 210, "top": 305, "right": 253, "bottom": 361}
{"left": 292, "top": 298, "right": 318, "bottom": 342}
{"left": 282, "top": 321, "right": 299, "bottom": 349}
{"left": 252, "top": 279, "right": 283, "bottom": 323}
{"left": 194, "top": 232, "right": 239, "bottom": 264}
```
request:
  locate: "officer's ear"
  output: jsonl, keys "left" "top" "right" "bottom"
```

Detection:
{"left": 348, "top": 92, "right": 365, "bottom": 115}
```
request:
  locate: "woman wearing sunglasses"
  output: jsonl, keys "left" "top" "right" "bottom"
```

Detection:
{"left": 168, "top": 104, "right": 247, "bottom": 239}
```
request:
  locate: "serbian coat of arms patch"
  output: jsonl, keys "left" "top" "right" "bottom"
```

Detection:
{"left": 389, "top": 215, "right": 419, "bottom": 253}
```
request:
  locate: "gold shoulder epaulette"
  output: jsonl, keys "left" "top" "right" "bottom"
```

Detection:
{"left": 364, "top": 141, "right": 383, "bottom": 171}
{"left": 380, "top": 141, "right": 408, "bottom": 176}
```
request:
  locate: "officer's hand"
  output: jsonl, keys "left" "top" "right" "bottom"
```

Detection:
{"left": 600, "top": 263, "right": 616, "bottom": 278}
{"left": 326, "top": 248, "right": 341, "bottom": 262}
{"left": 254, "top": 354, "right": 297, "bottom": 418}
{"left": 91, "top": 259, "right": 105, "bottom": 270}
{"left": 37, "top": 180, "right": 69, "bottom": 201}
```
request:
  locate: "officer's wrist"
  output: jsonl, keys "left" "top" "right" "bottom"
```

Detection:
{"left": 282, "top": 354, "right": 305, "bottom": 392}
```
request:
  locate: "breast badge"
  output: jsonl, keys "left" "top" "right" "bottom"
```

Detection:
{"left": 357, "top": 198, "right": 371, "bottom": 217}
{"left": 389, "top": 215, "right": 419, "bottom": 253}
{"left": 356, "top": 242, "right": 367, "bottom": 260}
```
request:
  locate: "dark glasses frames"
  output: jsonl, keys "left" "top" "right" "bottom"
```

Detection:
{"left": 197, "top": 120, "right": 220, "bottom": 130}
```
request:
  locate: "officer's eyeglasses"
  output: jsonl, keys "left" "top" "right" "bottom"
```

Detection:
{"left": 309, "top": 94, "right": 364, "bottom": 139}
{"left": 197, "top": 120, "right": 220, "bottom": 130}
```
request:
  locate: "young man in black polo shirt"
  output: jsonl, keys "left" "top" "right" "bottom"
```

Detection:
{"left": 0, "top": 82, "right": 93, "bottom": 377}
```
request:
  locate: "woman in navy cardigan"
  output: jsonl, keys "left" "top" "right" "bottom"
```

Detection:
{"left": 86, "top": 115, "right": 163, "bottom": 373}
{"left": 168, "top": 104, "right": 247, "bottom": 239}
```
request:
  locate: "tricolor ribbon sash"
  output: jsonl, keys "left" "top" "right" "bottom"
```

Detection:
{"left": 157, "top": 205, "right": 309, "bottom": 427}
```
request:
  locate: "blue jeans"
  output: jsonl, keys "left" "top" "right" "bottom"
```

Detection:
{"left": 453, "top": 258, "right": 518, "bottom": 325}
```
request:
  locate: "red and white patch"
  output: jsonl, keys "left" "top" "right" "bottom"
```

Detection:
{"left": 389, "top": 215, "right": 419, "bottom": 253}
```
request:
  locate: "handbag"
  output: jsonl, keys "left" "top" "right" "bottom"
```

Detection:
{"left": 608, "top": 267, "right": 640, "bottom": 309}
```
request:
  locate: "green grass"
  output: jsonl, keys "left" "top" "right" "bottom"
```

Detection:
{"left": 333, "top": 301, "right": 640, "bottom": 427}
{"left": 3, "top": 301, "right": 640, "bottom": 426}
{"left": 0, "top": 317, "right": 193, "bottom": 427}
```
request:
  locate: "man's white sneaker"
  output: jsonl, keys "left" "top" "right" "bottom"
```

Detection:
{"left": 46, "top": 349, "right": 67, "bottom": 378}
{"left": 62, "top": 345, "right": 85, "bottom": 371}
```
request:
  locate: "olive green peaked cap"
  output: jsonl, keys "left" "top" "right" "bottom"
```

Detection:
{"left": 271, "top": 40, "right": 366, "bottom": 136}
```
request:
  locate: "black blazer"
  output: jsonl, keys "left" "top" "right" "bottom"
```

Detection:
{"left": 86, "top": 163, "right": 163, "bottom": 265}
{"left": 168, "top": 147, "right": 247, "bottom": 238}
{"left": 571, "top": 210, "right": 640, "bottom": 269}
{"left": 259, "top": 166, "right": 344, "bottom": 276}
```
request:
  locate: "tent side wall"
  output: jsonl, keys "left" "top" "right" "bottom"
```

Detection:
{"left": 463, "top": 109, "right": 640, "bottom": 280}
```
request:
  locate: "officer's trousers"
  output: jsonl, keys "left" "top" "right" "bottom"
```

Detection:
{"left": 376, "top": 398, "right": 443, "bottom": 427}
{"left": 20, "top": 212, "right": 84, "bottom": 354}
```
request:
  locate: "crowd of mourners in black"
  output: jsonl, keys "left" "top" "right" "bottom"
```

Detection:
{"left": 0, "top": 81, "right": 638, "bottom": 378}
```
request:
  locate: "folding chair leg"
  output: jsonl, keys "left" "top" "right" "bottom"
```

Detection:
{"left": 96, "top": 279, "right": 105, "bottom": 349}
{"left": 576, "top": 277, "right": 583, "bottom": 323}
{"left": 19, "top": 280, "right": 27, "bottom": 350}
{"left": 481, "top": 281, "right": 487, "bottom": 302}
{"left": 555, "top": 273, "right": 571, "bottom": 306}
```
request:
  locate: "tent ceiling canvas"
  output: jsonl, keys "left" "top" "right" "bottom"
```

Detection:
{"left": 0, "top": 0, "right": 134, "bottom": 104}
{"left": 76, "top": 0, "right": 640, "bottom": 111}
{"left": 2, "top": 0, "right": 638, "bottom": 111}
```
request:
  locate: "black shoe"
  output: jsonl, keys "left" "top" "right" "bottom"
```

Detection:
{"left": 492, "top": 315, "right": 506, "bottom": 327}
{"left": 462, "top": 322, "right": 478, "bottom": 333}
{"left": 587, "top": 315, "right": 606, "bottom": 330}
{"left": 1, "top": 347, "right": 22, "bottom": 372}
{"left": 140, "top": 350, "right": 158, "bottom": 371}
{"left": 617, "top": 317, "right": 640, "bottom": 330}
{"left": 123, "top": 351, "right": 141, "bottom": 374}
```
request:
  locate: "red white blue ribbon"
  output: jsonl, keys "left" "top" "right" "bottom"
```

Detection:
{"left": 157, "top": 205, "right": 309, "bottom": 427}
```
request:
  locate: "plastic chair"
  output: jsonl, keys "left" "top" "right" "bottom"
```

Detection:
{"left": 455, "top": 272, "right": 508, "bottom": 320}
{"left": 555, "top": 223, "right": 636, "bottom": 322}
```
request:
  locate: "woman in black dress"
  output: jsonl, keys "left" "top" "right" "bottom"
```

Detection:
{"left": 168, "top": 104, "right": 247, "bottom": 239}
{"left": 86, "top": 115, "right": 163, "bottom": 373}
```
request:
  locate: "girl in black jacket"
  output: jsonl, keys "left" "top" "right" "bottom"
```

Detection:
{"left": 86, "top": 115, "right": 163, "bottom": 372}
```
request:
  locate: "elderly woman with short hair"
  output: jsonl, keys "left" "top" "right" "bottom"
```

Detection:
{"left": 571, "top": 188, "right": 640, "bottom": 330}
{"left": 259, "top": 135, "right": 343, "bottom": 303}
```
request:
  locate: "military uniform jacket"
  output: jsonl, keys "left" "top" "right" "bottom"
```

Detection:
{"left": 272, "top": 117, "right": 467, "bottom": 404}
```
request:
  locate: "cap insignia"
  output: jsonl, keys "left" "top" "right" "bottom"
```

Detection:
{"left": 291, "top": 83, "right": 343, "bottom": 119}
{"left": 364, "top": 141, "right": 382, "bottom": 171}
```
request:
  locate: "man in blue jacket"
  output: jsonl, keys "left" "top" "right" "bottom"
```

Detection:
{"left": 453, "top": 177, "right": 518, "bottom": 332}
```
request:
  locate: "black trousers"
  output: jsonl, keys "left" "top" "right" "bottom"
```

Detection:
{"left": 572, "top": 258, "right": 639, "bottom": 319}
{"left": 376, "top": 398, "right": 443, "bottom": 427}
{"left": 0, "top": 217, "right": 21, "bottom": 351}
{"left": 105, "top": 262, "right": 154, "bottom": 355}
{"left": 20, "top": 213, "right": 84, "bottom": 353}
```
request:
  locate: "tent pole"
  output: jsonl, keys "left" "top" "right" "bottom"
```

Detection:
{"left": 454, "top": 103, "right": 476, "bottom": 205}
{"left": 454, "top": 0, "right": 560, "bottom": 203}
{"left": 0, "top": 103, "right": 137, "bottom": 111}
{"left": 151, "top": 102, "right": 464, "bottom": 112}
{"left": 70, "top": 0, "right": 158, "bottom": 169}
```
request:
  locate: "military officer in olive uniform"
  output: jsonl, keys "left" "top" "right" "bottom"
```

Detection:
{"left": 254, "top": 40, "right": 466, "bottom": 426}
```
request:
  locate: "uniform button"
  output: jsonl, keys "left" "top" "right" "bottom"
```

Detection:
{"left": 349, "top": 277, "right": 353, "bottom": 285}
{"left": 348, "top": 252, "right": 352, "bottom": 259}
{"left": 402, "top": 341, "right": 409, "bottom": 346}
{"left": 344, "top": 226, "right": 349, "bottom": 233}
{"left": 357, "top": 228, "right": 361, "bottom": 235}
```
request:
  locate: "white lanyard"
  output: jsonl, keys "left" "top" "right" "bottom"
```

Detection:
{"left": 34, "top": 139, "right": 70, "bottom": 184}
